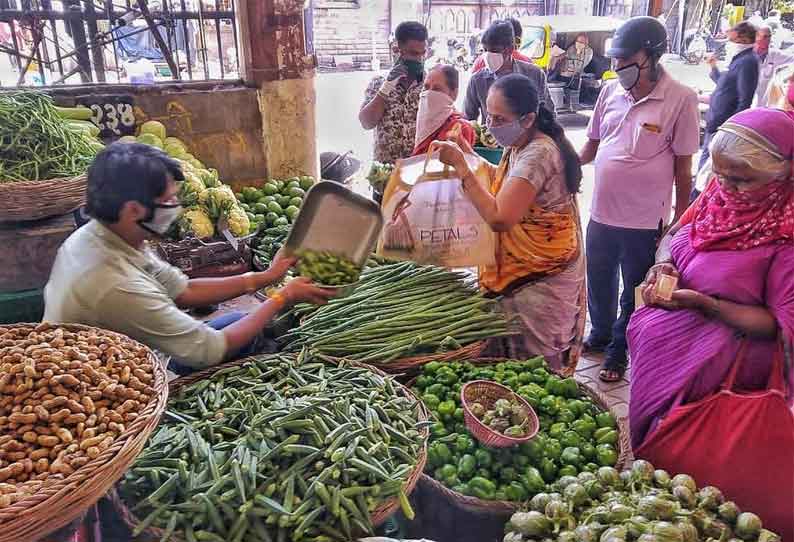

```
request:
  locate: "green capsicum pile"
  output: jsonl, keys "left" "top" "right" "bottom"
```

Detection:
{"left": 414, "top": 359, "right": 620, "bottom": 502}
{"left": 503, "top": 459, "right": 780, "bottom": 542}
{"left": 119, "top": 354, "right": 428, "bottom": 542}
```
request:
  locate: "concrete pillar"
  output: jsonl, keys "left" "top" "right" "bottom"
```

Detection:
{"left": 240, "top": 0, "right": 319, "bottom": 179}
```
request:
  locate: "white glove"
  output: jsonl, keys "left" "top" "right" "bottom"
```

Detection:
{"left": 378, "top": 76, "right": 401, "bottom": 98}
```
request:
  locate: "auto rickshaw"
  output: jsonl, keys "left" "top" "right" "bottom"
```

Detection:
{"left": 520, "top": 15, "right": 622, "bottom": 112}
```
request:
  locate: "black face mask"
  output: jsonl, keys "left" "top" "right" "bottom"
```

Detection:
{"left": 401, "top": 58, "right": 425, "bottom": 82}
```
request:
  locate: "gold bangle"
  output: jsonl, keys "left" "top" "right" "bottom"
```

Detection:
{"left": 269, "top": 292, "right": 287, "bottom": 310}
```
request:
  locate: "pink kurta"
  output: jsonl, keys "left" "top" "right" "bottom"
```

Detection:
{"left": 627, "top": 224, "right": 794, "bottom": 449}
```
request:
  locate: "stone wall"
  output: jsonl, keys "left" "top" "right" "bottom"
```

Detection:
{"left": 47, "top": 82, "right": 268, "bottom": 185}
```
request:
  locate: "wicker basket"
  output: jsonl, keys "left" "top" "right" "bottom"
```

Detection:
{"left": 114, "top": 354, "right": 429, "bottom": 541}
{"left": 461, "top": 380, "right": 539, "bottom": 448}
{"left": 368, "top": 340, "right": 486, "bottom": 376}
{"left": 0, "top": 323, "right": 168, "bottom": 542}
{"left": 412, "top": 357, "right": 632, "bottom": 514}
{"left": 0, "top": 175, "right": 87, "bottom": 223}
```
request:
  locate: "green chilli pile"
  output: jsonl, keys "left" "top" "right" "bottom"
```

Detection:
{"left": 119, "top": 354, "right": 428, "bottom": 542}
{"left": 280, "top": 262, "right": 512, "bottom": 364}
{"left": 503, "top": 459, "right": 780, "bottom": 542}
{"left": 296, "top": 250, "right": 362, "bottom": 286}
{"left": 0, "top": 91, "right": 102, "bottom": 182}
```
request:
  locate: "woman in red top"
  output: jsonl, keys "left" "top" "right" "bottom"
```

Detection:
{"left": 412, "top": 64, "right": 475, "bottom": 156}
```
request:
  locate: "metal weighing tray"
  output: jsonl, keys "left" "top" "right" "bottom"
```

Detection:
{"left": 284, "top": 182, "right": 383, "bottom": 266}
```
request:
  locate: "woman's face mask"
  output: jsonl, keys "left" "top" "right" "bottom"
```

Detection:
{"left": 139, "top": 202, "right": 182, "bottom": 235}
{"left": 486, "top": 114, "right": 530, "bottom": 147}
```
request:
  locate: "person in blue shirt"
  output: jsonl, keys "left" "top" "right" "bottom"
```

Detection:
{"left": 699, "top": 22, "right": 759, "bottom": 172}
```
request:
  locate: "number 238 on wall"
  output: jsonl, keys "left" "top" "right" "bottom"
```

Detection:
{"left": 89, "top": 102, "right": 136, "bottom": 136}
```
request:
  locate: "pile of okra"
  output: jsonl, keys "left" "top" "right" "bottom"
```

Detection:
{"left": 119, "top": 353, "right": 428, "bottom": 542}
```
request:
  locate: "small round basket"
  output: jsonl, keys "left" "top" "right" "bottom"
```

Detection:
{"left": 461, "top": 380, "right": 539, "bottom": 448}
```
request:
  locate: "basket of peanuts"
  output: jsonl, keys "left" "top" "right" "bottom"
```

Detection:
{"left": 0, "top": 322, "right": 168, "bottom": 542}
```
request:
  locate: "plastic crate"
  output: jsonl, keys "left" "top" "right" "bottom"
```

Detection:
{"left": 474, "top": 146, "right": 504, "bottom": 165}
{"left": 0, "top": 288, "right": 44, "bottom": 324}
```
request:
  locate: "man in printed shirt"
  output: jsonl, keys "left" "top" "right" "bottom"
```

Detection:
{"left": 579, "top": 17, "right": 700, "bottom": 382}
{"left": 360, "top": 21, "right": 428, "bottom": 202}
{"left": 44, "top": 143, "right": 334, "bottom": 373}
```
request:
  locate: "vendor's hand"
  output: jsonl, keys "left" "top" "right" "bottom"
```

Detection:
{"left": 706, "top": 54, "right": 718, "bottom": 67}
{"left": 266, "top": 249, "right": 296, "bottom": 282}
{"left": 430, "top": 140, "right": 469, "bottom": 174}
{"left": 279, "top": 277, "right": 338, "bottom": 306}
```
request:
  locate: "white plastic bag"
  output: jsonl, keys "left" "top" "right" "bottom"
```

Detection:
{"left": 378, "top": 151, "right": 495, "bottom": 267}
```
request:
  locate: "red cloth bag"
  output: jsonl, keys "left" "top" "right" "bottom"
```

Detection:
{"left": 635, "top": 342, "right": 794, "bottom": 541}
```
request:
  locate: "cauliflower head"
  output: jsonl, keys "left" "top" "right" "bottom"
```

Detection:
{"left": 203, "top": 185, "right": 237, "bottom": 220}
{"left": 198, "top": 168, "right": 220, "bottom": 188}
{"left": 178, "top": 172, "right": 205, "bottom": 206}
{"left": 180, "top": 207, "right": 215, "bottom": 238}
{"left": 226, "top": 205, "right": 251, "bottom": 237}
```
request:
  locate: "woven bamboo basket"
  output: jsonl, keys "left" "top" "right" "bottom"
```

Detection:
{"left": 0, "top": 323, "right": 168, "bottom": 542}
{"left": 460, "top": 380, "right": 539, "bottom": 448}
{"left": 114, "top": 354, "right": 429, "bottom": 541}
{"left": 339, "top": 339, "right": 487, "bottom": 377}
{"left": 410, "top": 357, "right": 631, "bottom": 514}
{"left": 0, "top": 174, "right": 87, "bottom": 223}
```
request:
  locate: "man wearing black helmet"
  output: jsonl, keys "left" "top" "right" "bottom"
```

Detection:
{"left": 579, "top": 16, "right": 700, "bottom": 382}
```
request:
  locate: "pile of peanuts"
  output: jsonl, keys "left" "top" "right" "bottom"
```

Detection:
{"left": 0, "top": 323, "right": 156, "bottom": 508}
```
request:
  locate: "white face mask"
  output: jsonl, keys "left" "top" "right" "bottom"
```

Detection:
{"left": 485, "top": 52, "right": 506, "bottom": 73}
{"left": 415, "top": 89, "right": 456, "bottom": 148}
{"left": 725, "top": 41, "right": 754, "bottom": 62}
{"left": 139, "top": 203, "right": 182, "bottom": 235}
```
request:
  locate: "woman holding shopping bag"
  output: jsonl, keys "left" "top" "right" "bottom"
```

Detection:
{"left": 629, "top": 108, "right": 794, "bottom": 538}
{"left": 431, "top": 73, "right": 586, "bottom": 374}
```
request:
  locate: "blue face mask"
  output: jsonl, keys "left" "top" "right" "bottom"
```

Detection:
{"left": 486, "top": 115, "right": 528, "bottom": 148}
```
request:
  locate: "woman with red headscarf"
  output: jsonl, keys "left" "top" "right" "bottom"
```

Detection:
{"left": 630, "top": 108, "right": 794, "bottom": 446}
{"left": 629, "top": 110, "right": 794, "bottom": 535}
{"left": 411, "top": 64, "right": 475, "bottom": 156}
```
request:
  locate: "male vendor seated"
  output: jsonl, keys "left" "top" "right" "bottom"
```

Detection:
{"left": 44, "top": 143, "right": 335, "bottom": 373}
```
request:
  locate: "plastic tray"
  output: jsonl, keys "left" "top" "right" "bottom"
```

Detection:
{"left": 284, "top": 182, "right": 383, "bottom": 267}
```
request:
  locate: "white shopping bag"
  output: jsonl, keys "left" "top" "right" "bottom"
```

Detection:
{"left": 378, "top": 151, "right": 495, "bottom": 267}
